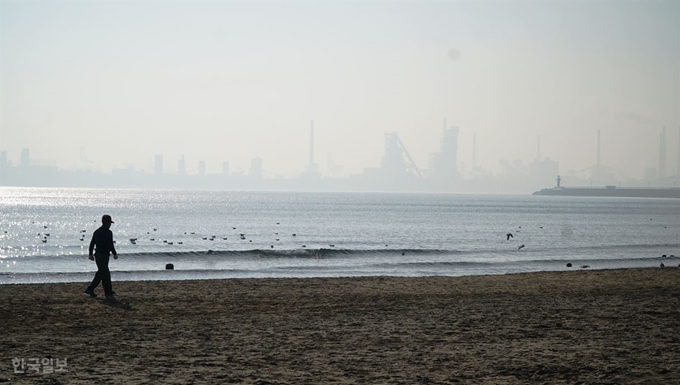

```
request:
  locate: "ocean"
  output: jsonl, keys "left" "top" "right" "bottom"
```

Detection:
{"left": 1, "top": 187, "right": 678, "bottom": 284}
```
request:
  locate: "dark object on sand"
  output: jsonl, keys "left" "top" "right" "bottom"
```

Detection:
{"left": 580, "top": 265, "right": 590, "bottom": 269}
{"left": 660, "top": 263, "right": 664, "bottom": 268}
{"left": 166, "top": 263, "right": 174, "bottom": 270}
{"left": 566, "top": 263, "right": 572, "bottom": 267}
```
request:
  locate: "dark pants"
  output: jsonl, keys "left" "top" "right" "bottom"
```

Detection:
{"left": 88, "top": 254, "right": 113, "bottom": 295}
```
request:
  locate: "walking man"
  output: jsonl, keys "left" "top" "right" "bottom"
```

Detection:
{"left": 84, "top": 215, "right": 118, "bottom": 299}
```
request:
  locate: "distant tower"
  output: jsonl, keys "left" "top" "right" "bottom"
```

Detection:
{"left": 178, "top": 155, "right": 186, "bottom": 175}
{"left": 307, "top": 120, "right": 318, "bottom": 174}
{"left": 429, "top": 126, "right": 459, "bottom": 180}
{"left": 472, "top": 132, "right": 477, "bottom": 170}
{"left": 222, "top": 161, "right": 229, "bottom": 176}
{"left": 659, "top": 127, "right": 667, "bottom": 179}
{"left": 198, "top": 160, "right": 206, "bottom": 176}
{"left": 154, "top": 155, "right": 163, "bottom": 175}
{"left": 382, "top": 132, "right": 406, "bottom": 175}
{"left": 596, "top": 130, "right": 601, "bottom": 167}
{"left": 677, "top": 127, "right": 680, "bottom": 176}
{"left": 309, "top": 120, "right": 315, "bottom": 170}
{"left": 537, "top": 135, "right": 541, "bottom": 162}
{"left": 20, "top": 148, "right": 30, "bottom": 167}
{"left": 556, "top": 175, "right": 561, "bottom": 188}
{"left": 249, "top": 157, "right": 263, "bottom": 178}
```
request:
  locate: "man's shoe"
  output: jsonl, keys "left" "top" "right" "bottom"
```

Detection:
{"left": 84, "top": 289, "right": 97, "bottom": 298}
{"left": 105, "top": 291, "right": 116, "bottom": 299}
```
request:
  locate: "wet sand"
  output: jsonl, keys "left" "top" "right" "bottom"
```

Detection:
{"left": 1, "top": 268, "right": 679, "bottom": 384}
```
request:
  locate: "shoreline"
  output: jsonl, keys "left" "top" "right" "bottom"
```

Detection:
{"left": 2, "top": 268, "right": 679, "bottom": 384}
{"left": 2, "top": 261, "right": 676, "bottom": 285}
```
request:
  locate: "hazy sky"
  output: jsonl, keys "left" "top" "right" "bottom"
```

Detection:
{"left": 2, "top": 0, "right": 679, "bottom": 178}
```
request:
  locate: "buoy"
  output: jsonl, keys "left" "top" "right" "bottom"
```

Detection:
{"left": 165, "top": 263, "right": 174, "bottom": 270}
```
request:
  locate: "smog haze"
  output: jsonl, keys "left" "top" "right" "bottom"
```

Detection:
{"left": 1, "top": 0, "right": 679, "bottom": 189}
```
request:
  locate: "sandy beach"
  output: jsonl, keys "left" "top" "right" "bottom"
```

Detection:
{"left": 1, "top": 268, "right": 679, "bottom": 384}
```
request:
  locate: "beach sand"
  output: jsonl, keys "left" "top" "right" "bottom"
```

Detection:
{"left": 1, "top": 268, "right": 679, "bottom": 384}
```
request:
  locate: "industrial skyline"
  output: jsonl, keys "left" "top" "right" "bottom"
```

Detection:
{"left": 2, "top": 0, "right": 678, "bottom": 184}
{"left": 2, "top": 122, "right": 679, "bottom": 193}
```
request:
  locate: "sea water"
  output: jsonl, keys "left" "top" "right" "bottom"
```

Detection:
{"left": 1, "top": 187, "right": 678, "bottom": 284}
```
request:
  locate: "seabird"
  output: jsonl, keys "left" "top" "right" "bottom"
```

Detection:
{"left": 660, "top": 263, "right": 665, "bottom": 268}
{"left": 517, "top": 244, "right": 525, "bottom": 250}
{"left": 506, "top": 233, "right": 513, "bottom": 240}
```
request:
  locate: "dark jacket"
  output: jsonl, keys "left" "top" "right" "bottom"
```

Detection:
{"left": 89, "top": 227, "right": 117, "bottom": 257}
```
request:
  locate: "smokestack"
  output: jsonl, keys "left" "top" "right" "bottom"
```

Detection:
{"left": 659, "top": 127, "right": 667, "bottom": 179}
{"left": 597, "top": 130, "right": 601, "bottom": 166}
{"left": 537, "top": 135, "right": 541, "bottom": 162}
{"left": 472, "top": 132, "right": 477, "bottom": 170}
{"left": 309, "top": 120, "right": 315, "bottom": 169}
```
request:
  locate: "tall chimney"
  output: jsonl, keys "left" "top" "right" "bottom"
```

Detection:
{"left": 597, "top": 130, "right": 601, "bottom": 166}
{"left": 659, "top": 127, "right": 667, "bottom": 179}
{"left": 472, "top": 132, "right": 477, "bottom": 170}
{"left": 309, "top": 120, "right": 315, "bottom": 170}
{"left": 677, "top": 127, "right": 680, "bottom": 176}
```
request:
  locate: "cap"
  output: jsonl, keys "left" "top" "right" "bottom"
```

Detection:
{"left": 102, "top": 215, "right": 114, "bottom": 224}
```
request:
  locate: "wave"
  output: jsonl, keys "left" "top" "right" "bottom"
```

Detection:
{"left": 1, "top": 248, "right": 460, "bottom": 260}
{"left": 2, "top": 241, "right": 677, "bottom": 262}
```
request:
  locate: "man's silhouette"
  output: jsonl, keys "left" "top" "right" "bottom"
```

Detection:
{"left": 84, "top": 215, "right": 118, "bottom": 299}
